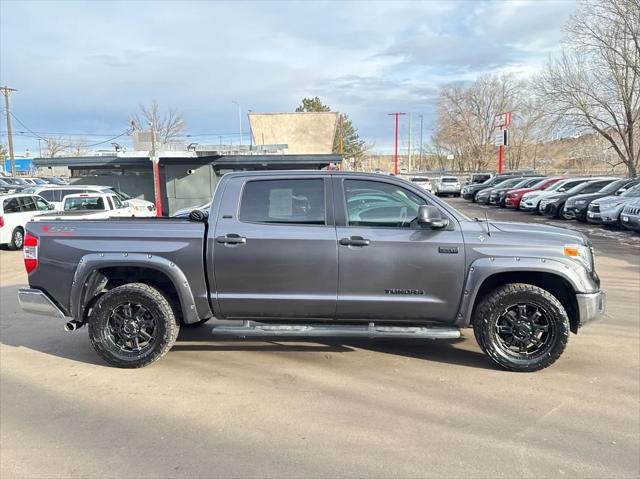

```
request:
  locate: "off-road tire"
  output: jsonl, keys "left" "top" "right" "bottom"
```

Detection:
{"left": 88, "top": 282, "right": 179, "bottom": 368}
{"left": 473, "top": 283, "right": 569, "bottom": 372}
{"left": 8, "top": 227, "right": 24, "bottom": 250}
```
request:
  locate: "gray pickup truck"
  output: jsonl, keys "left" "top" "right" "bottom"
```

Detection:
{"left": 18, "top": 171, "right": 606, "bottom": 371}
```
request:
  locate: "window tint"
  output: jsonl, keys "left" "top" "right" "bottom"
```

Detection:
{"left": 38, "top": 189, "right": 56, "bottom": 201}
{"left": 19, "top": 196, "right": 37, "bottom": 212}
{"left": 65, "top": 197, "right": 105, "bottom": 211}
{"left": 112, "top": 195, "right": 124, "bottom": 208}
{"left": 34, "top": 196, "right": 50, "bottom": 210}
{"left": 240, "top": 179, "right": 325, "bottom": 225}
{"left": 2, "top": 197, "right": 21, "bottom": 214}
{"left": 581, "top": 180, "right": 612, "bottom": 194}
{"left": 344, "top": 180, "right": 428, "bottom": 228}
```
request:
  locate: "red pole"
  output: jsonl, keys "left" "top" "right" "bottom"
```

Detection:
{"left": 394, "top": 112, "right": 399, "bottom": 175}
{"left": 498, "top": 143, "right": 504, "bottom": 174}
{"left": 153, "top": 162, "right": 163, "bottom": 216}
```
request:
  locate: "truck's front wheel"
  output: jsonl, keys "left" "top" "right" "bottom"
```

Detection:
{"left": 88, "top": 283, "right": 179, "bottom": 368}
{"left": 473, "top": 284, "right": 569, "bottom": 372}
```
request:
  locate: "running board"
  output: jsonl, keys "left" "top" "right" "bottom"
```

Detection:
{"left": 211, "top": 321, "right": 460, "bottom": 340}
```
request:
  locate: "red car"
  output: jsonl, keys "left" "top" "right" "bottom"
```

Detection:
{"left": 504, "top": 177, "right": 565, "bottom": 209}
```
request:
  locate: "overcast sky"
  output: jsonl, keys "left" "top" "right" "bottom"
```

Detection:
{"left": 1, "top": 0, "right": 578, "bottom": 155}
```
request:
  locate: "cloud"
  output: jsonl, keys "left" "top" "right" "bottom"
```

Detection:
{"left": 0, "top": 0, "right": 578, "bottom": 153}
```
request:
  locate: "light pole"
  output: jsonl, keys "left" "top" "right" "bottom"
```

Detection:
{"left": 232, "top": 101, "right": 243, "bottom": 148}
{"left": 419, "top": 114, "right": 424, "bottom": 165}
{"left": 388, "top": 112, "right": 405, "bottom": 175}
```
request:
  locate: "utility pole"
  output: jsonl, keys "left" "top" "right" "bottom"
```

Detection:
{"left": 407, "top": 113, "right": 412, "bottom": 174}
{"left": 388, "top": 112, "right": 406, "bottom": 175}
{"left": 232, "top": 101, "right": 243, "bottom": 148}
{"left": 1, "top": 86, "right": 17, "bottom": 176}
{"left": 419, "top": 114, "right": 424, "bottom": 166}
{"left": 337, "top": 114, "right": 344, "bottom": 170}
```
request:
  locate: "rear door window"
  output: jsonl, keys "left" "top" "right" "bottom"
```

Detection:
{"left": 2, "top": 197, "right": 21, "bottom": 214}
{"left": 239, "top": 179, "right": 326, "bottom": 225}
{"left": 19, "top": 196, "right": 37, "bottom": 212}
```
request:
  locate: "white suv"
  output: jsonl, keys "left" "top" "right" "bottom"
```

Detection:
{"left": 0, "top": 193, "right": 53, "bottom": 249}
{"left": 434, "top": 176, "right": 461, "bottom": 197}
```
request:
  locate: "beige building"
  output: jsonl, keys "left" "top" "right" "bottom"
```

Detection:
{"left": 248, "top": 112, "right": 338, "bottom": 154}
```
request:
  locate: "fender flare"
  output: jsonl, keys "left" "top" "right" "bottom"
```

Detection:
{"left": 455, "top": 256, "right": 596, "bottom": 327}
{"left": 69, "top": 253, "right": 201, "bottom": 324}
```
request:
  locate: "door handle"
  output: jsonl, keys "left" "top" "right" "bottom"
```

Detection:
{"left": 216, "top": 234, "right": 247, "bottom": 245}
{"left": 339, "top": 236, "right": 370, "bottom": 247}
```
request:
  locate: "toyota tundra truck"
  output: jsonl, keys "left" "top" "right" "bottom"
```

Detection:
{"left": 18, "top": 171, "right": 606, "bottom": 371}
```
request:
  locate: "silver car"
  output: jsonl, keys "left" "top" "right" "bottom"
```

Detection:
{"left": 586, "top": 184, "right": 640, "bottom": 225}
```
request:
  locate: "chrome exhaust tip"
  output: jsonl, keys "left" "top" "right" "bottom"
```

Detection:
{"left": 64, "top": 321, "right": 80, "bottom": 332}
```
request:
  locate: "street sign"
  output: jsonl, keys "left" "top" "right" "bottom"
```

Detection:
{"left": 494, "top": 129, "right": 508, "bottom": 146}
{"left": 495, "top": 112, "right": 511, "bottom": 128}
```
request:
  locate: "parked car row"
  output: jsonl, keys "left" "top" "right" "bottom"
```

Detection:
{"left": 0, "top": 176, "right": 68, "bottom": 194}
{"left": 1, "top": 185, "right": 157, "bottom": 249}
{"left": 461, "top": 173, "right": 640, "bottom": 232}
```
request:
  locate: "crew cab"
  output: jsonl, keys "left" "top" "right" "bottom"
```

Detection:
{"left": 18, "top": 171, "right": 606, "bottom": 371}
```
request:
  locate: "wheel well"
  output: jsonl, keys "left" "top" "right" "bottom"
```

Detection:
{"left": 80, "top": 266, "right": 182, "bottom": 323}
{"left": 472, "top": 271, "right": 580, "bottom": 333}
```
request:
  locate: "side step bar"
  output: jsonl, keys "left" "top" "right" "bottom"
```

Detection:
{"left": 212, "top": 321, "right": 460, "bottom": 340}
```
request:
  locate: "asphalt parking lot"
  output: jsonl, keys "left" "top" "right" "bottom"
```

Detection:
{"left": 1, "top": 202, "right": 639, "bottom": 479}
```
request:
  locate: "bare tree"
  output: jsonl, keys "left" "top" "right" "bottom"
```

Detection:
{"left": 43, "top": 138, "right": 67, "bottom": 158}
{"left": 433, "top": 74, "right": 525, "bottom": 172}
{"left": 69, "top": 139, "right": 89, "bottom": 157}
{"left": 130, "top": 100, "right": 186, "bottom": 143}
{"left": 535, "top": 0, "right": 640, "bottom": 176}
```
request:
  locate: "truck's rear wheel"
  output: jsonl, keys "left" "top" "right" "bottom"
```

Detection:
{"left": 88, "top": 283, "right": 179, "bottom": 368}
{"left": 473, "top": 283, "right": 569, "bottom": 372}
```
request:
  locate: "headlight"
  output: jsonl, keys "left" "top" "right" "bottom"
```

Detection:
{"left": 575, "top": 200, "right": 586, "bottom": 205}
{"left": 564, "top": 244, "right": 593, "bottom": 271}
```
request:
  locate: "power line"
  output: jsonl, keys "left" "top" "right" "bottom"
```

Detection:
{"left": 8, "top": 111, "right": 130, "bottom": 148}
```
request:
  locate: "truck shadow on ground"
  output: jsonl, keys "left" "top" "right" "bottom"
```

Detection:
{"left": 174, "top": 327, "right": 496, "bottom": 370}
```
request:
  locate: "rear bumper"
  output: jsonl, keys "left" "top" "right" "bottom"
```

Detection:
{"left": 18, "top": 287, "right": 68, "bottom": 319}
{"left": 576, "top": 290, "right": 606, "bottom": 327}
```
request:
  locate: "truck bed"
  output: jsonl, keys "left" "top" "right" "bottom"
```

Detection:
{"left": 25, "top": 218, "right": 211, "bottom": 321}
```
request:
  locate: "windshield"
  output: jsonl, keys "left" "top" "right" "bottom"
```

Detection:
{"left": 46, "top": 177, "right": 66, "bottom": 185}
{"left": 621, "top": 184, "right": 640, "bottom": 198}
{"left": 441, "top": 177, "right": 458, "bottom": 183}
{"left": 9, "top": 178, "right": 27, "bottom": 185}
{"left": 411, "top": 177, "right": 430, "bottom": 183}
{"left": 22, "top": 187, "right": 37, "bottom": 194}
{"left": 530, "top": 178, "right": 552, "bottom": 189}
{"left": 565, "top": 182, "right": 592, "bottom": 194}
{"left": 599, "top": 179, "right": 627, "bottom": 194}
{"left": 546, "top": 179, "right": 573, "bottom": 192}
{"left": 499, "top": 178, "right": 526, "bottom": 188}
{"left": 31, "top": 178, "right": 47, "bottom": 185}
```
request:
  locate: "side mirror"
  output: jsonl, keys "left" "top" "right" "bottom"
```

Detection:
{"left": 616, "top": 188, "right": 626, "bottom": 195}
{"left": 558, "top": 187, "right": 566, "bottom": 192}
{"left": 418, "top": 205, "right": 449, "bottom": 229}
{"left": 123, "top": 201, "right": 130, "bottom": 208}
{"left": 48, "top": 204, "right": 55, "bottom": 210}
